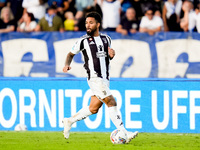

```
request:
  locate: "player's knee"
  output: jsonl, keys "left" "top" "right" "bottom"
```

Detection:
{"left": 104, "top": 95, "right": 117, "bottom": 107}
{"left": 108, "top": 99, "right": 117, "bottom": 107}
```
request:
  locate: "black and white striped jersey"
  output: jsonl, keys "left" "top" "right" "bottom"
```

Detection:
{"left": 70, "top": 33, "right": 112, "bottom": 80}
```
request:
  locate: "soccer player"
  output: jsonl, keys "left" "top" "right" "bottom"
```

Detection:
{"left": 62, "top": 12, "right": 138, "bottom": 143}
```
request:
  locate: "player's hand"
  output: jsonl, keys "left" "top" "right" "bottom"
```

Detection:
{"left": 108, "top": 47, "right": 115, "bottom": 59}
{"left": 63, "top": 65, "right": 71, "bottom": 73}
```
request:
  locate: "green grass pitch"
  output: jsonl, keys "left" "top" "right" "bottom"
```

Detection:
{"left": 0, "top": 131, "right": 200, "bottom": 150}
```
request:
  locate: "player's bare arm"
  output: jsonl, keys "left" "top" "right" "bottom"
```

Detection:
{"left": 108, "top": 47, "right": 115, "bottom": 60}
{"left": 63, "top": 52, "right": 75, "bottom": 72}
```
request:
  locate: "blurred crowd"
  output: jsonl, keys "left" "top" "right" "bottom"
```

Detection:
{"left": 0, "top": 0, "right": 200, "bottom": 35}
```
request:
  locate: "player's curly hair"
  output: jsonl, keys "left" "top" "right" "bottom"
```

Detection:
{"left": 86, "top": 12, "right": 102, "bottom": 24}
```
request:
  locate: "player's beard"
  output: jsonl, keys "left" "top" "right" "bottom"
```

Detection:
{"left": 86, "top": 27, "right": 97, "bottom": 36}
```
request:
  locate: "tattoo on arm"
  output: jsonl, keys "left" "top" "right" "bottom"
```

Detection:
{"left": 65, "top": 52, "right": 75, "bottom": 66}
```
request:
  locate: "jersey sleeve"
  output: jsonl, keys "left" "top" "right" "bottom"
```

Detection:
{"left": 70, "top": 38, "right": 84, "bottom": 54}
{"left": 106, "top": 35, "right": 112, "bottom": 48}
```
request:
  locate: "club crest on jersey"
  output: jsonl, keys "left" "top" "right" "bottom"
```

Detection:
{"left": 102, "top": 38, "right": 107, "bottom": 44}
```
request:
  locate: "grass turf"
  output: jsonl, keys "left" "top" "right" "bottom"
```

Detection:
{"left": 0, "top": 131, "right": 200, "bottom": 150}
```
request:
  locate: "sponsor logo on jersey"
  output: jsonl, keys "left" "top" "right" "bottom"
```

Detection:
{"left": 98, "top": 45, "right": 103, "bottom": 51}
{"left": 96, "top": 51, "right": 107, "bottom": 58}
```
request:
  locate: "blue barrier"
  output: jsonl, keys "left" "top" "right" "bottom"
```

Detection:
{"left": 1, "top": 32, "right": 200, "bottom": 78}
{"left": 0, "top": 77, "right": 200, "bottom": 133}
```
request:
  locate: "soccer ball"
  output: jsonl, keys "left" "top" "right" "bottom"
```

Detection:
{"left": 14, "top": 124, "right": 27, "bottom": 131}
{"left": 110, "top": 129, "right": 127, "bottom": 144}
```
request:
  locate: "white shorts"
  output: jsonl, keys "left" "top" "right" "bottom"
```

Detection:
{"left": 87, "top": 77, "right": 112, "bottom": 100}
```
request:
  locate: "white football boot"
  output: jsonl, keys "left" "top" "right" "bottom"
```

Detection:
{"left": 126, "top": 131, "right": 139, "bottom": 143}
{"left": 62, "top": 118, "right": 72, "bottom": 139}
